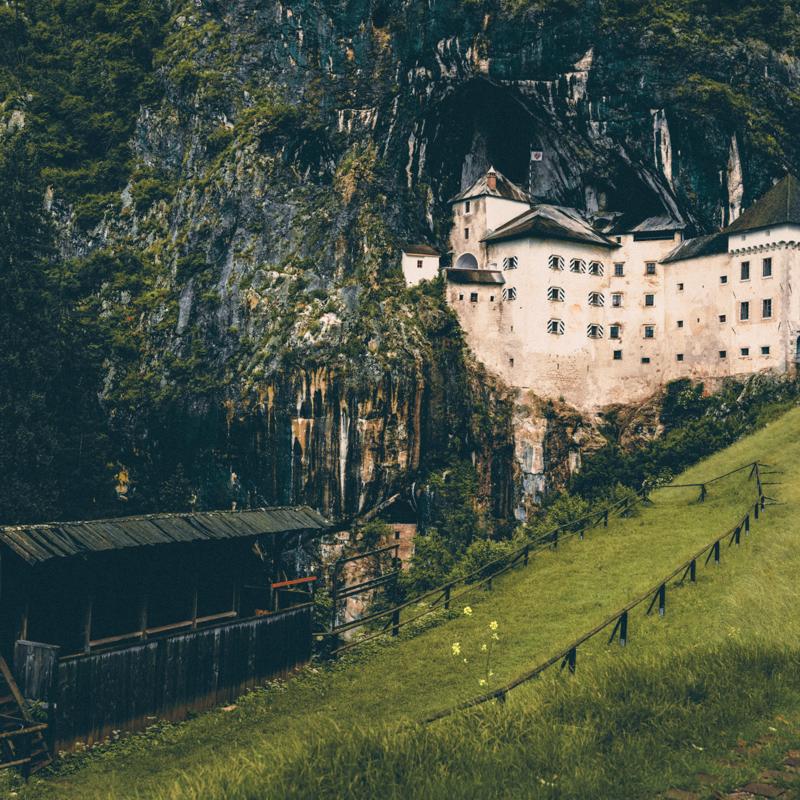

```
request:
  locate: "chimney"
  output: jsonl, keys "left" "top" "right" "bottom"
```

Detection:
{"left": 486, "top": 166, "right": 497, "bottom": 192}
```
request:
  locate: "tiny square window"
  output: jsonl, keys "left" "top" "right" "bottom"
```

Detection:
{"left": 677, "top": 282, "right": 684, "bottom": 291}
{"left": 645, "top": 294, "right": 655, "bottom": 307}
{"left": 489, "top": 295, "right": 495, "bottom": 302}
{"left": 763, "top": 257, "right": 772, "bottom": 277}
{"left": 547, "top": 318, "right": 565, "bottom": 335}
{"left": 548, "top": 286, "right": 565, "bottom": 302}
{"left": 612, "top": 293, "right": 623, "bottom": 308}
{"left": 761, "top": 346, "right": 770, "bottom": 355}
{"left": 586, "top": 323, "right": 604, "bottom": 339}
{"left": 609, "top": 324, "right": 621, "bottom": 339}
{"left": 588, "top": 291, "right": 605, "bottom": 307}
{"left": 589, "top": 261, "right": 604, "bottom": 276}
{"left": 719, "top": 314, "right": 727, "bottom": 323}
{"left": 644, "top": 325, "right": 655, "bottom": 339}
{"left": 740, "top": 347, "right": 750, "bottom": 357}
{"left": 465, "top": 200, "right": 471, "bottom": 213}
{"left": 676, "top": 353, "right": 684, "bottom": 362}
{"left": 720, "top": 275, "right": 728, "bottom": 284}
{"left": 719, "top": 350, "right": 727, "bottom": 359}
{"left": 762, "top": 298, "right": 773, "bottom": 319}
{"left": 740, "top": 301, "right": 750, "bottom": 321}
{"left": 614, "top": 263, "right": 625, "bottom": 277}
{"left": 458, "top": 294, "right": 464, "bottom": 301}
{"left": 677, "top": 320, "right": 684, "bottom": 328}
{"left": 464, "top": 227, "right": 470, "bottom": 240}
{"left": 613, "top": 350, "right": 623, "bottom": 360}
{"left": 570, "top": 258, "right": 586, "bottom": 273}
{"left": 741, "top": 261, "right": 750, "bottom": 280}
{"left": 645, "top": 262, "right": 656, "bottom": 276}
{"left": 417, "top": 259, "right": 423, "bottom": 269}
{"left": 641, "top": 357, "right": 651, "bottom": 364}
{"left": 470, "top": 292, "right": 478, "bottom": 303}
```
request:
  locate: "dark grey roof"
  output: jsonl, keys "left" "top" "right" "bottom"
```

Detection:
{"left": 662, "top": 232, "right": 729, "bottom": 264}
{"left": 483, "top": 205, "right": 618, "bottom": 249}
{"left": 0, "top": 506, "right": 330, "bottom": 565}
{"left": 626, "top": 215, "right": 687, "bottom": 233}
{"left": 450, "top": 167, "right": 531, "bottom": 204}
{"left": 446, "top": 268, "right": 505, "bottom": 285}
{"left": 724, "top": 175, "right": 800, "bottom": 234}
{"left": 402, "top": 243, "right": 439, "bottom": 256}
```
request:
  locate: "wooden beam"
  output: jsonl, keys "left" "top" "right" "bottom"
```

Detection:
{"left": 83, "top": 594, "right": 93, "bottom": 654}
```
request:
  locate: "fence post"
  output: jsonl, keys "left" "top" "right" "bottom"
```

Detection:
{"left": 761, "top": 495, "right": 766, "bottom": 511}
{"left": 734, "top": 526, "right": 741, "bottom": 546}
{"left": 604, "top": 510, "right": 609, "bottom": 528}
{"left": 566, "top": 647, "right": 576, "bottom": 674}
{"left": 690, "top": 559, "right": 696, "bottom": 583}
{"left": 714, "top": 540, "right": 720, "bottom": 566}
{"left": 391, "top": 607, "right": 400, "bottom": 637}
{"left": 523, "top": 544, "right": 529, "bottom": 567}
{"left": 745, "top": 514, "right": 750, "bottom": 535}
{"left": 444, "top": 583, "right": 451, "bottom": 610}
{"left": 619, "top": 610, "right": 628, "bottom": 646}
{"left": 658, "top": 583, "right": 666, "bottom": 616}
{"left": 552, "top": 529, "right": 559, "bottom": 550}
{"left": 754, "top": 501, "right": 759, "bottom": 520}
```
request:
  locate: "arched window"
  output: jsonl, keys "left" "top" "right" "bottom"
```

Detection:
{"left": 547, "top": 319, "right": 565, "bottom": 335}
{"left": 587, "top": 323, "right": 604, "bottom": 339}
{"left": 455, "top": 253, "right": 479, "bottom": 270}
{"left": 548, "top": 255, "right": 565, "bottom": 271}
{"left": 589, "top": 261, "right": 604, "bottom": 276}
{"left": 588, "top": 292, "right": 605, "bottom": 307}
{"left": 547, "top": 286, "right": 565, "bottom": 302}
{"left": 570, "top": 258, "right": 586, "bottom": 273}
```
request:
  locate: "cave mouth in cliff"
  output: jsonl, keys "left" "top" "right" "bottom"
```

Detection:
{"left": 426, "top": 78, "right": 539, "bottom": 202}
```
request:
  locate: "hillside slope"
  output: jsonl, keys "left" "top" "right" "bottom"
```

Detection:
{"left": 14, "top": 405, "right": 800, "bottom": 799}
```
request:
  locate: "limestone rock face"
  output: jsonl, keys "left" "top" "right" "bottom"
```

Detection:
{"left": 25, "top": 0, "right": 800, "bottom": 518}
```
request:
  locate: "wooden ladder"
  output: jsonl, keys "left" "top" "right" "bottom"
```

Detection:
{"left": 0, "top": 657, "right": 51, "bottom": 777}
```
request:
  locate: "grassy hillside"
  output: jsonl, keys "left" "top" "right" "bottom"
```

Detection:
{"left": 15, "top": 406, "right": 800, "bottom": 799}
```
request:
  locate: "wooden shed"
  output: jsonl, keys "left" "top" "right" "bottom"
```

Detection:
{"left": 0, "top": 506, "right": 329, "bottom": 751}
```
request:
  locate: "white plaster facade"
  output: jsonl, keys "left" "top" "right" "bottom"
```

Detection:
{"left": 444, "top": 170, "right": 800, "bottom": 412}
{"left": 401, "top": 245, "right": 440, "bottom": 286}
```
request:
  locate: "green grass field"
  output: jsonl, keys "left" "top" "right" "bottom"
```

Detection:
{"left": 13, "top": 406, "right": 800, "bottom": 799}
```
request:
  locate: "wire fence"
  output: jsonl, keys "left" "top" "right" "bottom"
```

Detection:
{"left": 324, "top": 461, "right": 762, "bottom": 657}
{"left": 423, "top": 462, "right": 771, "bottom": 724}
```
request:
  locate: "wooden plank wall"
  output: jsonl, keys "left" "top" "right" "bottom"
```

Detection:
{"left": 18, "top": 606, "right": 311, "bottom": 751}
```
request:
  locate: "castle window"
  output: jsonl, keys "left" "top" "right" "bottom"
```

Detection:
{"left": 763, "top": 257, "right": 773, "bottom": 278}
{"left": 588, "top": 292, "right": 605, "bottom": 307}
{"left": 464, "top": 227, "right": 470, "bottom": 240}
{"left": 549, "top": 255, "right": 565, "bottom": 271}
{"left": 720, "top": 275, "right": 728, "bottom": 284}
{"left": 645, "top": 294, "right": 655, "bottom": 307}
{"left": 719, "top": 350, "right": 727, "bottom": 359}
{"left": 613, "top": 350, "right": 623, "bottom": 360}
{"left": 503, "top": 255, "right": 518, "bottom": 270}
{"left": 569, "top": 258, "right": 586, "bottom": 273}
{"left": 740, "top": 301, "right": 750, "bottom": 321}
{"left": 643, "top": 325, "right": 655, "bottom": 339}
{"left": 502, "top": 287, "right": 517, "bottom": 301}
{"left": 465, "top": 201, "right": 471, "bottom": 214}
{"left": 547, "top": 318, "right": 565, "bottom": 335}
{"left": 417, "top": 259, "right": 423, "bottom": 269}
{"left": 458, "top": 294, "right": 464, "bottom": 301}
{"left": 614, "top": 263, "right": 625, "bottom": 277}
{"left": 470, "top": 293, "right": 478, "bottom": 303}
{"left": 762, "top": 346, "right": 771, "bottom": 355}
{"left": 677, "top": 320, "right": 684, "bottom": 328}
{"left": 609, "top": 324, "right": 621, "bottom": 339}
{"left": 645, "top": 262, "right": 656, "bottom": 276}
{"left": 641, "top": 357, "right": 651, "bottom": 364}
{"left": 490, "top": 295, "right": 495, "bottom": 302}
{"left": 740, "top": 261, "right": 750, "bottom": 280}
{"left": 676, "top": 353, "right": 684, "bottom": 362}
{"left": 740, "top": 347, "right": 750, "bottom": 357}
{"left": 677, "top": 282, "right": 684, "bottom": 291}
{"left": 509, "top": 357, "right": 514, "bottom": 368}
{"left": 762, "top": 298, "right": 773, "bottom": 319}
{"left": 611, "top": 293, "right": 623, "bottom": 308}
{"left": 587, "top": 323, "right": 604, "bottom": 339}
{"left": 548, "top": 286, "right": 565, "bottom": 302}
{"left": 719, "top": 314, "right": 727, "bottom": 323}
{"left": 589, "top": 261, "right": 604, "bottom": 276}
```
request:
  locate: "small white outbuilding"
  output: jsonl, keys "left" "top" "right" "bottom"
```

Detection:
{"left": 401, "top": 243, "right": 440, "bottom": 286}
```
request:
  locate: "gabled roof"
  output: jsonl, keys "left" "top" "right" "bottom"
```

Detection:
{"left": 402, "top": 243, "right": 439, "bottom": 256}
{"left": 0, "top": 506, "right": 330, "bottom": 565}
{"left": 450, "top": 167, "right": 531, "bottom": 205}
{"left": 723, "top": 174, "right": 800, "bottom": 235}
{"left": 482, "top": 204, "right": 619, "bottom": 249}
{"left": 445, "top": 268, "right": 505, "bottom": 285}
{"left": 661, "top": 232, "right": 728, "bottom": 264}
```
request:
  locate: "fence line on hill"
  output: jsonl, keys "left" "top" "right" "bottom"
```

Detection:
{"left": 324, "top": 460, "right": 763, "bottom": 657}
{"left": 423, "top": 462, "right": 771, "bottom": 724}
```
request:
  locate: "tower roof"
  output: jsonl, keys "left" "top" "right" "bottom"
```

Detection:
{"left": 449, "top": 167, "right": 531, "bottom": 204}
{"left": 723, "top": 174, "right": 800, "bottom": 235}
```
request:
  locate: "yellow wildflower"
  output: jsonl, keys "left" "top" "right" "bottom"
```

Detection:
{"left": 479, "top": 678, "right": 487, "bottom": 687}
{"left": 489, "top": 620, "right": 499, "bottom": 631}
{"left": 480, "top": 643, "right": 488, "bottom": 652}
{"left": 463, "top": 606, "right": 473, "bottom": 616}
{"left": 492, "top": 632, "right": 500, "bottom": 641}
{"left": 451, "top": 642, "right": 461, "bottom": 656}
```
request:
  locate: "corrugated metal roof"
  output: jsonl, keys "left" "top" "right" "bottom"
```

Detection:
{"left": 0, "top": 506, "right": 330, "bottom": 565}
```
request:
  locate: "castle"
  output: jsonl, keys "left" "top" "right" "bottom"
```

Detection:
{"left": 407, "top": 168, "right": 800, "bottom": 412}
